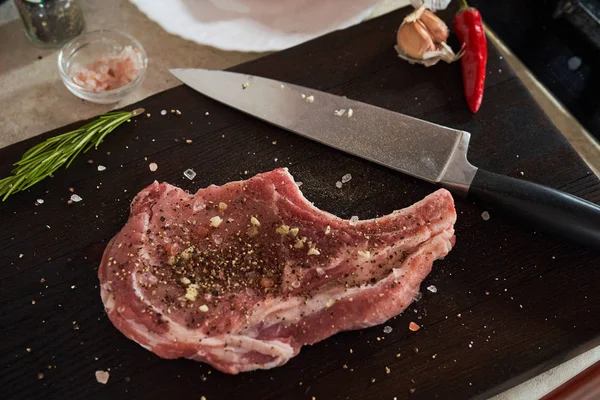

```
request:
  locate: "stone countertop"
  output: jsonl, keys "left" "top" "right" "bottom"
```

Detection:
{"left": 1, "top": 1, "right": 599, "bottom": 398}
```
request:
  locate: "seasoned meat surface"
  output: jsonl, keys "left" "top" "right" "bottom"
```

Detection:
{"left": 99, "top": 168, "right": 456, "bottom": 373}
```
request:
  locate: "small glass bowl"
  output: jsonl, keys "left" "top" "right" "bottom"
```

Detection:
{"left": 58, "top": 30, "right": 147, "bottom": 104}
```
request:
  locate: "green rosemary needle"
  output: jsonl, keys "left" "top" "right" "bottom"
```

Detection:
{"left": 0, "top": 108, "right": 145, "bottom": 201}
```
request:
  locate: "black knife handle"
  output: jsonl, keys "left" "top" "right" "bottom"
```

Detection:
{"left": 468, "top": 169, "right": 600, "bottom": 248}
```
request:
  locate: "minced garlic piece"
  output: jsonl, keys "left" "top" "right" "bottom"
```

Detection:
{"left": 242, "top": 82, "right": 249, "bottom": 89}
{"left": 307, "top": 247, "right": 321, "bottom": 256}
{"left": 289, "top": 227, "right": 299, "bottom": 237}
{"left": 180, "top": 247, "right": 193, "bottom": 261}
{"left": 250, "top": 216, "right": 261, "bottom": 226}
{"left": 218, "top": 202, "right": 228, "bottom": 211}
{"left": 325, "top": 299, "right": 334, "bottom": 308}
{"left": 185, "top": 284, "right": 200, "bottom": 301}
{"left": 276, "top": 225, "right": 290, "bottom": 235}
{"left": 348, "top": 108, "right": 354, "bottom": 118}
{"left": 247, "top": 227, "right": 259, "bottom": 237}
{"left": 306, "top": 95, "right": 314, "bottom": 103}
{"left": 199, "top": 304, "right": 209, "bottom": 312}
{"left": 294, "top": 239, "right": 305, "bottom": 249}
{"left": 180, "top": 277, "right": 191, "bottom": 285}
{"left": 210, "top": 216, "right": 223, "bottom": 228}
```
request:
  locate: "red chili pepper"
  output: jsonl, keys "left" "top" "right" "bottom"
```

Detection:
{"left": 454, "top": 0, "right": 487, "bottom": 113}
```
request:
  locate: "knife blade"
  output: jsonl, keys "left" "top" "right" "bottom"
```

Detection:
{"left": 171, "top": 68, "right": 600, "bottom": 248}
{"left": 170, "top": 68, "right": 476, "bottom": 193}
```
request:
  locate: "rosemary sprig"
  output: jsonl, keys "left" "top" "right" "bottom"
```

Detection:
{"left": 0, "top": 108, "right": 145, "bottom": 201}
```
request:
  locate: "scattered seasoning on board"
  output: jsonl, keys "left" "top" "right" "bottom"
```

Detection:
{"left": 409, "top": 322, "right": 421, "bottom": 331}
{"left": 95, "top": 370, "right": 110, "bottom": 384}
{"left": 149, "top": 163, "right": 158, "bottom": 172}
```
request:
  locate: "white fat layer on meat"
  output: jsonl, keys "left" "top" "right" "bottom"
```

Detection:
{"left": 249, "top": 232, "right": 453, "bottom": 331}
{"left": 126, "top": 271, "right": 295, "bottom": 369}
{"left": 195, "top": 336, "right": 295, "bottom": 371}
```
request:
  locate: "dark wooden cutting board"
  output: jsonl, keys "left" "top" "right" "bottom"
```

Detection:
{"left": 2, "top": 6, "right": 599, "bottom": 400}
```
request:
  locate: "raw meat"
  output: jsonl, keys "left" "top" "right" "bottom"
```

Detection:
{"left": 98, "top": 168, "right": 456, "bottom": 374}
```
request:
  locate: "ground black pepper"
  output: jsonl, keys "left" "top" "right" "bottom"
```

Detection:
{"left": 15, "top": 0, "right": 85, "bottom": 48}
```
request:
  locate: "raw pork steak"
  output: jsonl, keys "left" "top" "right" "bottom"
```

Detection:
{"left": 99, "top": 168, "right": 456, "bottom": 374}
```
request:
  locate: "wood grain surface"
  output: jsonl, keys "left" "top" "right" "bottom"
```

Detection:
{"left": 2, "top": 6, "right": 600, "bottom": 400}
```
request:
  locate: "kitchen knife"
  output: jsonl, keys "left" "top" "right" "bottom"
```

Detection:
{"left": 171, "top": 68, "right": 600, "bottom": 248}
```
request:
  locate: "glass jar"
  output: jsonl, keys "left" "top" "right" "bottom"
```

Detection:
{"left": 14, "top": 0, "right": 85, "bottom": 48}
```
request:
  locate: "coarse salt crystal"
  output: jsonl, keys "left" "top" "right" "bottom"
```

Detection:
{"left": 316, "top": 267, "right": 325, "bottom": 276}
{"left": 301, "top": 94, "right": 306, "bottom": 99}
{"left": 427, "top": 285, "right": 438, "bottom": 293}
{"left": 97, "top": 165, "right": 106, "bottom": 171}
{"left": 242, "top": 82, "right": 249, "bottom": 89}
{"left": 183, "top": 169, "right": 196, "bottom": 180}
{"left": 413, "top": 292, "right": 423, "bottom": 302}
{"left": 409, "top": 322, "right": 420, "bottom": 332}
{"left": 296, "top": 181, "right": 303, "bottom": 187}
{"left": 349, "top": 216, "right": 359, "bottom": 226}
{"left": 199, "top": 304, "right": 209, "bottom": 312}
{"left": 481, "top": 211, "right": 490, "bottom": 221}
{"left": 36, "top": 199, "right": 44, "bottom": 204}
{"left": 95, "top": 370, "right": 110, "bottom": 384}
{"left": 383, "top": 326, "right": 393, "bottom": 334}
{"left": 348, "top": 108, "right": 354, "bottom": 117}
{"left": 341, "top": 173, "right": 352, "bottom": 183}
{"left": 71, "top": 46, "right": 143, "bottom": 92}
{"left": 160, "top": 110, "right": 167, "bottom": 116}
{"left": 70, "top": 194, "right": 82, "bottom": 203}
{"left": 291, "top": 280, "right": 301, "bottom": 288}
{"left": 149, "top": 163, "right": 158, "bottom": 172}
{"left": 335, "top": 181, "right": 343, "bottom": 189}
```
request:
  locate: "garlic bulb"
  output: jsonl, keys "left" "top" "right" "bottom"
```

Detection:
{"left": 420, "top": 9, "right": 449, "bottom": 43}
{"left": 395, "top": 5, "right": 462, "bottom": 67}
{"left": 396, "top": 19, "right": 436, "bottom": 59}
{"left": 410, "top": 0, "right": 452, "bottom": 11}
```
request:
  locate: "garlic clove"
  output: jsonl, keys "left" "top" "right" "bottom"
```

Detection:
{"left": 419, "top": 9, "right": 449, "bottom": 44}
{"left": 397, "top": 20, "right": 436, "bottom": 59}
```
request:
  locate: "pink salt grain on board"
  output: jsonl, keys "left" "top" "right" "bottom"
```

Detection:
{"left": 71, "top": 46, "right": 143, "bottom": 92}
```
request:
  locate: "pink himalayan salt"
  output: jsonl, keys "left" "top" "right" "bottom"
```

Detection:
{"left": 71, "top": 46, "right": 143, "bottom": 92}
